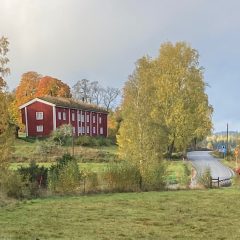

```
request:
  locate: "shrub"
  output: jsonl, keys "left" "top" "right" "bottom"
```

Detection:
{"left": 0, "top": 169, "right": 26, "bottom": 199}
{"left": 17, "top": 161, "right": 48, "bottom": 197}
{"left": 180, "top": 163, "right": 191, "bottom": 188}
{"left": 81, "top": 170, "right": 99, "bottom": 193}
{"left": 18, "top": 160, "right": 48, "bottom": 188}
{"left": 75, "top": 135, "right": 94, "bottom": 146}
{"left": 48, "top": 154, "right": 81, "bottom": 193}
{"left": 142, "top": 163, "right": 166, "bottom": 191}
{"left": 197, "top": 167, "right": 212, "bottom": 188}
{"left": 103, "top": 161, "right": 141, "bottom": 192}
{"left": 51, "top": 124, "right": 73, "bottom": 146}
{"left": 75, "top": 136, "right": 113, "bottom": 147}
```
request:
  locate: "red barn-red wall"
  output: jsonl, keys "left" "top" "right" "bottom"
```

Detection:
{"left": 27, "top": 101, "right": 53, "bottom": 137}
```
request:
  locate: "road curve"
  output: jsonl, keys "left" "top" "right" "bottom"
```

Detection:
{"left": 187, "top": 151, "right": 235, "bottom": 186}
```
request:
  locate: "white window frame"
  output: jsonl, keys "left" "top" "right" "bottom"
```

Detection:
{"left": 87, "top": 115, "right": 89, "bottom": 123}
{"left": 93, "top": 127, "right": 96, "bottom": 134}
{"left": 93, "top": 115, "right": 96, "bottom": 123}
{"left": 58, "top": 112, "right": 62, "bottom": 120}
{"left": 63, "top": 112, "right": 66, "bottom": 121}
{"left": 100, "top": 127, "right": 103, "bottom": 135}
{"left": 87, "top": 126, "right": 90, "bottom": 134}
{"left": 36, "top": 112, "right": 43, "bottom": 120}
{"left": 81, "top": 114, "right": 85, "bottom": 122}
{"left": 72, "top": 112, "right": 75, "bottom": 121}
{"left": 36, "top": 125, "right": 43, "bottom": 132}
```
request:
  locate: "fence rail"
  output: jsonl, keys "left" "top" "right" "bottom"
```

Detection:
{"left": 210, "top": 177, "right": 231, "bottom": 188}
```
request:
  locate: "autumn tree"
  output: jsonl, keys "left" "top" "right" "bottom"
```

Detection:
{"left": 0, "top": 36, "right": 13, "bottom": 167}
{"left": 36, "top": 76, "right": 71, "bottom": 98}
{"left": 15, "top": 71, "right": 42, "bottom": 106}
{"left": 118, "top": 57, "right": 167, "bottom": 176}
{"left": 108, "top": 107, "right": 123, "bottom": 142}
{"left": 153, "top": 42, "right": 212, "bottom": 156}
{"left": 118, "top": 41, "right": 213, "bottom": 168}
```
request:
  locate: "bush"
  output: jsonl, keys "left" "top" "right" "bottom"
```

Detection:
{"left": 75, "top": 136, "right": 113, "bottom": 147}
{"left": 18, "top": 160, "right": 48, "bottom": 188}
{"left": 35, "top": 139, "right": 57, "bottom": 159}
{"left": 142, "top": 163, "right": 166, "bottom": 191}
{"left": 75, "top": 135, "right": 94, "bottom": 146}
{"left": 51, "top": 124, "right": 73, "bottom": 146}
{"left": 180, "top": 163, "right": 191, "bottom": 188}
{"left": 48, "top": 154, "right": 81, "bottom": 193}
{"left": 0, "top": 169, "right": 26, "bottom": 199}
{"left": 163, "top": 152, "right": 184, "bottom": 160}
{"left": 17, "top": 161, "right": 48, "bottom": 197}
{"left": 197, "top": 167, "right": 212, "bottom": 188}
{"left": 103, "top": 162, "right": 141, "bottom": 192}
{"left": 81, "top": 170, "right": 99, "bottom": 193}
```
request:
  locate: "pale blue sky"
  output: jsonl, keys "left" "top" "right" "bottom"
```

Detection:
{"left": 1, "top": 0, "right": 240, "bottom": 132}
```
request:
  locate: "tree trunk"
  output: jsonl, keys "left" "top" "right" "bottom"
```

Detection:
{"left": 168, "top": 139, "right": 175, "bottom": 159}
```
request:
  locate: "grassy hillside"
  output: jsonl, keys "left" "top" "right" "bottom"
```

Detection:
{"left": 1, "top": 189, "right": 240, "bottom": 239}
{"left": 11, "top": 137, "right": 191, "bottom": 187}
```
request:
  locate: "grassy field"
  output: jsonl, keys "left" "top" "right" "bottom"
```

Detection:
{"left": 0, "top": 189, "right": 240, "bottom": 239}
{"left": 11, "top": 137, "right": 191, "bottom": 185}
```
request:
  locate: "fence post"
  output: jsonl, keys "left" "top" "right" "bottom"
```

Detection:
{"left": 218, "top": 177, "right": 220, "bottom": 188}
{"left": 210, "top": 176, "right": 212, "bottom": 188}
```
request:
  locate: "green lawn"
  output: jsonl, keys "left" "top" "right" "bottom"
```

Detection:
{"left": 1, "top": 189, "right": 240, "bottom": 239}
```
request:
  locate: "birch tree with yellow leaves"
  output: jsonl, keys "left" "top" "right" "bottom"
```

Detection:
{"left": 118, "top": 42, "right": 212, "bottom": 169}
{"left": 0, "top": 36, "right": 13, "bottom": 167}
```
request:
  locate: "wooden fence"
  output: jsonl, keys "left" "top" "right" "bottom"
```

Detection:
{"left": 210, "top": 177, "right": 231, "bottom": 188}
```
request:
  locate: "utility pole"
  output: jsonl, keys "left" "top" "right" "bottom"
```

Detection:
{"left": 226, "top": 123, "right": 229, "bottom": 159}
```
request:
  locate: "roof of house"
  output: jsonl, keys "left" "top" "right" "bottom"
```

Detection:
{"left": 20, "top": 96, "right": 108, "bottom": 113}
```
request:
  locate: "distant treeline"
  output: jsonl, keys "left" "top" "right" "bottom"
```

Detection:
{"left": 201, "top": 131, "right": 240, "bottom": 150}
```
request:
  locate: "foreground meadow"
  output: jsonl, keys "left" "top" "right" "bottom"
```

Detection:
{"left": 1, "top": 189, "right": 240, "bottom": 239}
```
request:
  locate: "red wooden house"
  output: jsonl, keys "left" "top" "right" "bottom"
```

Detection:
{"left": 19, "top": 96, "right": 108, "bottom": 137}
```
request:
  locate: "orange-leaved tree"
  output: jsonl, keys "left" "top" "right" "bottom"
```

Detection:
{"left": 15, "top": 71, "right": 42, "bottom": 106}
{"left": 14, "top": 73, "right": 71, "bottom": 128}
{"left": 36, "top": 76, "right": 71, "bottom": 98}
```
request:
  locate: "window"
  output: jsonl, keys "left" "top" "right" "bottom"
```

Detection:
{"left": 87, "top": 126, "right": 90, "bottom": 134}
{"left": 36, "top": 112, "right": 43, "bottom": 120}
{"left": 63, "top": 112, "right": 66, "bottom": 120}
{"left": 87, "top": 115, "right": 89, "bottom": 123}
{"left": 99, "top": 117, "right": 102, "bottom": 124}
{"left": 36, "top": 125, "right": 43, "bottom": 132}
{"left": 100, "top": 127, "right": 103, "bottom": 135}
{"left": 82, "top": 126, "right": 85, "bottom": 134}
{"left": 58, "top": 112, "right": 62, "bottom": 120}
{"left": 93, "top": 116, "right": 96, "bottom": 123}
{"left": 93, "top": 127, "right": 96, "bottom": 134}
{"left": 79, "top": 127, "right": 82, "bottom": 134}
{"left": 72, "top": 112, "right": 75, "bottom": 121}
{"left": 81, "top": 114, "right": 85, "bottom": 122}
